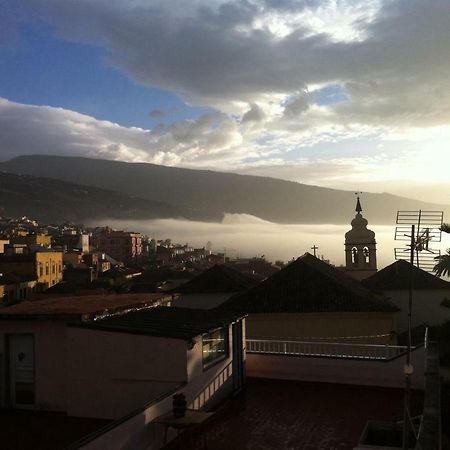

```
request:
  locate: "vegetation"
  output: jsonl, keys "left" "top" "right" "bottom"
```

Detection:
{"left": 434, "top": 223, "right": 450, "bottom": 277}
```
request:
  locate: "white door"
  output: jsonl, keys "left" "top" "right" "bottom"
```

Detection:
{"left": 9, "top": 334, "right": 35, "bottom": 408}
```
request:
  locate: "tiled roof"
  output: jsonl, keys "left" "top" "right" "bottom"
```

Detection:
{"left": 362, "top": 259, "right": 450, "bottom": 291}
{"left": 74, "top": 306, "right": 244, "bottom": 340}
{"left": 173, "top": 264, "right": 258, "bottom": 294}
{"left": 0, "top": 272, "right": 35, "bottom": 285}
{"left": 0, "top": 293, "right": 172, "bottom": 319}
{"left": 220, "top": 253, "right": 398, "bottom": 314}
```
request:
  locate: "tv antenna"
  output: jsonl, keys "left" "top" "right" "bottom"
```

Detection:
{"left": 394, "top": 209, "right": 443, "bottom": 450}
{"left": 395, "top": 210, "right": 443, "bottom": 271}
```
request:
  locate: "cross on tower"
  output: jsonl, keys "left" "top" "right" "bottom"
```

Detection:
{"left": 311, "top": 245, "right": 319, "bottom": 257}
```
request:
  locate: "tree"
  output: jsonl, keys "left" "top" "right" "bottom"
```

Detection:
{"left": 434, "top": 223, "right": 450, "bottom": 277}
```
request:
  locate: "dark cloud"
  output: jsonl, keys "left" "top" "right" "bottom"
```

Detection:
{"left": 149, "top": 109, "right": 167, "bottom": 118}
{"left": 241, "top": 103, "right": 265, "bottom": 123}
{"left": 18, "top": 0, "right": 450, "bottom": 129}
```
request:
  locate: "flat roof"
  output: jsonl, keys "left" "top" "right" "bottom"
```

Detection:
{"left": 74, "top": 306, "right": 245, "bottom": 340}
{"left": 165, "top": 378, "right": 423, "bottom": 450}
{"left": 0, "top": 293, "right": 173, "bottom": 320}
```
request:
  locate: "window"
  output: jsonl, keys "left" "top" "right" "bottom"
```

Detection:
{"left": 45, "top": 262, "right": 49, "bottom": 275}
{"left": 363, "top": 247, "right": 370, "bottom": 264}
{"left": 202, "top": 327, "right": 228, "bottom": 369}
{"left": 351, "top": 247, "right": 359, "bottom": 265}
{"left": 39, "top": 263, "right": 43, "bottom": 277}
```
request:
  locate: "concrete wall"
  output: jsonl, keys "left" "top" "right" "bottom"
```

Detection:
{"left": 247, "top": 345, "right": 426, "bottom": 389}
{"left": 247, "top": 312, "right": 397, "bottom": 344}
{"left": 66, "top": 328, "right": 188, "bottom": 419}
{"left": 71, "top": 322, "right": 243, "bottom": 450}
{"left": 384, "top": 289, "right": 450, "bottom": 333}
{"left": 0, "top": 320, "right": 68, "bottom": 411}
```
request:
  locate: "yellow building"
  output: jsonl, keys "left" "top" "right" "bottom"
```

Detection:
{"left": 0, "top": 251, "right": 63, "bottom": 291}
{"left": 0, "top": 239, "right": 9, "bottom": 254}
{"left": 10, "top": 233, "right": 52, "bottom": 247}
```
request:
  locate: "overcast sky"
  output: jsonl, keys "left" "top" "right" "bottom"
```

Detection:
{"left": 1, "top": 0, "right": 450, "bottom": 203}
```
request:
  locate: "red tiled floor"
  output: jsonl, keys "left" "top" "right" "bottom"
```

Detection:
{"left": 167, "top": 378, "right": 423, "bottom": 450}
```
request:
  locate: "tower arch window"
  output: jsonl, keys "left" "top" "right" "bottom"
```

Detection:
{"left": 363, "top": 247, "right": 370, "bottom": 264}
{"left": 351, "top": 247, "right": 359, "bottom": 265}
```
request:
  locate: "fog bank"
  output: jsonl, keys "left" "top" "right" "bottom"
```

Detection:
{"left": 88, "top": 214, "right": 450, "bottom": 270}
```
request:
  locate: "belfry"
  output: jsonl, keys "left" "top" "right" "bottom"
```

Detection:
{"left": 344, "top": 196, "right": 377, "bottom": 280}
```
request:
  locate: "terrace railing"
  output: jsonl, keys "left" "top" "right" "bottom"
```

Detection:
{"left": 246, "top": 339, "right": 409, "bottom": 360}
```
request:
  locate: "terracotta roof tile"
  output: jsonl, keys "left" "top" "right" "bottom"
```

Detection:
{"left": 220, "top": 253, "right": 398, "bottom": 314}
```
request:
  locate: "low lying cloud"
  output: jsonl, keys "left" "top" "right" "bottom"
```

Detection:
{"left": 88, "top": 214, "right": 450, "bottom": 270}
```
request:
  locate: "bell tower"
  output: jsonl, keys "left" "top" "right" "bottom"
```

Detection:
{"left": 345, "top": 196, "right": 377, "bottom": 280}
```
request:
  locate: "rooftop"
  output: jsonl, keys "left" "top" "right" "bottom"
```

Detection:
{"left": 166, "top": 378, "right": 423, "bottom": 450}
{"left": 0, "top": 293, "right": 173, "bottom": 319}
{"left": 220, "top": 253, "right": 398, "bottom": 314}
{"left": 173, "top": 264, "right": 259, "bottom": 294}
{"left": 363, "top": 259, "right": 450, "bottom": 291}
{"left": 74, "top": 306, "right": 245, "bottom": 340}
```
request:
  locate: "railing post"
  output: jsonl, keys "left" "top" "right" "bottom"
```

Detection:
{"left": 385, "top": 344, "right": 389, "bottom": 360}
{"left": 283, "top": 342, "right": 287, "bottom": 354}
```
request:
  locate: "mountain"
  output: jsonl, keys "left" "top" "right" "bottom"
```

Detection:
{"left": 0, "top": 171, "right": 207, "bottom": 223}
{"left": 1, "top": 155, "right": 449, "bottom": 224}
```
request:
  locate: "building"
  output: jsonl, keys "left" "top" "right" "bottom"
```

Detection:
{"left": 362, "top": 259, "right": 450, "bottom": 332}
{"left": 345, "top": 196, "right": 377, "bottom": 281}
{"left": 172, "top": 264, "right": 259, "bottom": 309}
{"left": 10, "top": 233, "right": 52, "bottom": 247}
{"left": 53, "top": 232, "right": 90, "bottom": 252}
{"left": 0, "top": 250, "right": 63, "bottom": 291}
{"left": 220, "top": 253, "right": 398, "bottom": 344}
{"left": 0, "top": 294, "right": 245, "bottom": 421}
{"left": 0, "top": 273, "right": 37, "bottom": 305}
{"left": 0, "top": 238, "right": 9, "bottom": 253}
{"left": 93, "top": 228, "right": 143, "bottom": 264}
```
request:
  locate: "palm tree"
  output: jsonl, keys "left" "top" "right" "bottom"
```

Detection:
{"left": 434, "top": 223, "right": 450, "bottom": 277}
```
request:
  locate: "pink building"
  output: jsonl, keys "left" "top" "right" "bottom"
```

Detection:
{"left": 93, "top": 229, "right": 143, "bottom": 264}
{"left": 0, "top": 294, "right": 245, "bottom": 422}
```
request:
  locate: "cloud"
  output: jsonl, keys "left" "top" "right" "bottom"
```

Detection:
{"left": 149, "top": 109, "right": 167, "bottom": 119}
{"left": 3, "top": 0, "right": 450, "bottom": 204}
{"left": 241, "top": 103, "right": 265, "bottom": 123}
{"left": 19, "top": 0, "right": 450, "bottom": 131}
{"left": 0, "top": 97, "right": 246, "bottom": 166}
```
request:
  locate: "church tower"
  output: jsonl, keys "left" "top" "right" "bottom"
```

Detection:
{"left": 345, "top": 196, "right": 377, "bottom": 280}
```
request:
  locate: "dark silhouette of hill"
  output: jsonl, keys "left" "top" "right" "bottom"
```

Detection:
{"left": 0, "top": 171, "right": 205, "bottom": 223}
{"left": 1, "top": 155, "right": 448, "bottom": 224}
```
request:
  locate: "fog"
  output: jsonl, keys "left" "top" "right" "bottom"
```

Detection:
{"left": 89, "top": 214, "right": 450, "bottom": 270}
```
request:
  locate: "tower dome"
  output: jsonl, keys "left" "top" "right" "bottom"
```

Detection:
{"left": 344, "top": 196, "right": 377, "bottom": 280}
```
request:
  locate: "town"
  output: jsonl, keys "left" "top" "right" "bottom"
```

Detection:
{"left": 0, "top": 198, "right": 448, "bottom": 450}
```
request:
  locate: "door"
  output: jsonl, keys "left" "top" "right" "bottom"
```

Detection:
{"left": 232, "top": 321, "right": 245, "bottom": 392}
{"left": 9, "top": 334, "right": 35, "bottom": 408}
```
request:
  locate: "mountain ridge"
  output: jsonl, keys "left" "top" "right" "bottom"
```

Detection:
{"left": 1, "top": 154, "right": 448, "bottom": 225}
{"left": 0, "top": 171, "right": 216, "bottom": 223}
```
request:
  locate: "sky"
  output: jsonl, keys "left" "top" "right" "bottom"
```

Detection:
{"left": 1, "top": 0, "right": 450, "bottom": 204}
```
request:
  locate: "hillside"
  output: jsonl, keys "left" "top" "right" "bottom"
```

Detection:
{"left": 0, "top": 171, "right": 208, "bottom": 223}
{"left": 1, "top": 155, "right": 449, "bottom": 224}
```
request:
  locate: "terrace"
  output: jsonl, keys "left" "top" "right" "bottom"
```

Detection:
{"left": 163, "top": 377, "right": 423, "bottom": 450}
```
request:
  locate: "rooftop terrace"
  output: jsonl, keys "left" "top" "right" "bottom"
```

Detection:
{"left": 165, "top": 377, "right": 423, "bottom": 450}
